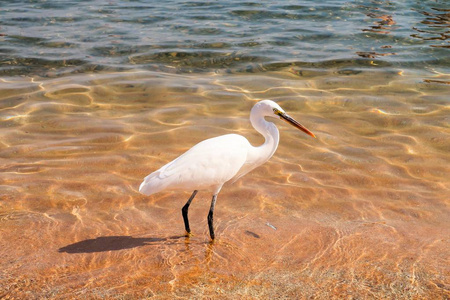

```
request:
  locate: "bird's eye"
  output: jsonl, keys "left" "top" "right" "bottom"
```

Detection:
{"left": 273, "top": 108, "right": 282, "bottom": 116}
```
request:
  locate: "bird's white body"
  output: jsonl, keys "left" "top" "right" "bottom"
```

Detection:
{"left": 139, "top": 134, "right": 251, "bottom": 195}
{"left": 139, "top": 100, "right": 281, "bottom": 196}
{"left": 139, "top": 100, "right": 314, "bottom": 239}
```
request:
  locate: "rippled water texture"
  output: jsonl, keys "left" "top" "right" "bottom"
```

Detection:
{"left": 0, "top": 0, "right": 449, "bottom": 77}
{"left": 0, "top": 0, "right": 449, "bottom": 299}
{"left": 1, "top": 70, "right": 449, "bottom": 298}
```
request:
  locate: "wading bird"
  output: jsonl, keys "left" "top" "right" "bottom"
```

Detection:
{"left": 139, "top": 100, "right": 315, "bottom": 240}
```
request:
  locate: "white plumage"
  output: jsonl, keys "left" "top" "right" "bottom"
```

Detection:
{"left": 139, "top": 100, "right": 315, "bottom": 239}
{"left": 139, "top": 134, "right": 250, "bottom": 196}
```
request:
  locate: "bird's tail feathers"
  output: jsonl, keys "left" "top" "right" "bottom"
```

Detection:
{"left": 138, "top": 171, "right": 168, "bottom": 196}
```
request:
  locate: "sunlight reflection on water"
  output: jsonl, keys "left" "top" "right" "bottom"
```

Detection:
{"left": 0, "top": 69, "right": 449, "bottom": 298}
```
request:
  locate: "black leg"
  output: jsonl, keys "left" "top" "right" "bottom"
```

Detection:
{"left": 182, "top": 190, "right": 198, "bottom": 234}
{"left": 207, "top": 194, "right": 218, "bottom": 240}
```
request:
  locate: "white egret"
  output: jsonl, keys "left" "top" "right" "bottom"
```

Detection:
{"left": 139, "top": 100, "right": 315, "bottom": 239}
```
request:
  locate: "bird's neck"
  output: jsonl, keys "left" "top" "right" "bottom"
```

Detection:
{"left": 249, "top": 113, "right": 280, "bottom": 167}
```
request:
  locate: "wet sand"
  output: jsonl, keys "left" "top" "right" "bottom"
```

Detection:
{"left": 0, "top": 70, "right": 449, "bottom": 298}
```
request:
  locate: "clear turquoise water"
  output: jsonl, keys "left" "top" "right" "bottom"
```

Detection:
{"left": 1, "top": 0, "right": 448, "bottom": 76}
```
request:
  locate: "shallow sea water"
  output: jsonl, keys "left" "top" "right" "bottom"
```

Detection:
{"left": 0, "top": 0, "right": 449, "bottom": 299}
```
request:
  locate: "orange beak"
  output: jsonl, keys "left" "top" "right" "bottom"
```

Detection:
{"left": 279, "top": 112, "right": 316, "bottom": 138}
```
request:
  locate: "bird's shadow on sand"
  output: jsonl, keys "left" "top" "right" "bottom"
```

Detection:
{"left": 58, "top": 235, "right": 186, "bottom": 254}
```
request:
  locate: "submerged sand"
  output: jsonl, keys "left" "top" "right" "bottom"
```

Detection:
{"left": 0, "top": 70, "right": 449, "bottom": 298}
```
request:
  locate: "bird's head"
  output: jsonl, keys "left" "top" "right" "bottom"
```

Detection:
{"left": 253, "top": 100, "right": 316, "bottom": 138}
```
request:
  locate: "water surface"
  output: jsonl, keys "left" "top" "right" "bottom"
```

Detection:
{"left": 0, "top": 0, "right": 449, "bottom": 299}
{"left": 1, "top": 0, "right": 449, "bottom": 77}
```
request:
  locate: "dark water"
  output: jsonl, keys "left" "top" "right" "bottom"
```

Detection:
{"left": 0, "top": 0, "right": 448, "bottom": 77}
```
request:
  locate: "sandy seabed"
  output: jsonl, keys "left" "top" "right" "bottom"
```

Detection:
{"left": 1, "top": 70, "right": 449, "bottom": 299}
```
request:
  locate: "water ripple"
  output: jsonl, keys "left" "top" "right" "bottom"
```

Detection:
{"left": 0, "top": 0, "right": 448, "bottom": 77}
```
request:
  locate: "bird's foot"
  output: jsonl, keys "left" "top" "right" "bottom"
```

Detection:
{"left": 185, "top": 231, "right": 194, "bottom": 238}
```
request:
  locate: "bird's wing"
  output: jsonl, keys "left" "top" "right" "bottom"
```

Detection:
{"left": 158, "top": 134, "right": 249, "bottom": 178}
{"left": 140, "top": 134, "right": 250, "bottom": 195}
